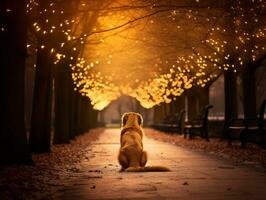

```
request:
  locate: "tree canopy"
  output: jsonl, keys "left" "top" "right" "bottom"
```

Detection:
{"left": 25, "top": 0, "right": 266, "bottom": 110}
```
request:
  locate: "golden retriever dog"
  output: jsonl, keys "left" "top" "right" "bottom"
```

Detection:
{"left": 118, "top": 112, "right": 170, "bottom": 172}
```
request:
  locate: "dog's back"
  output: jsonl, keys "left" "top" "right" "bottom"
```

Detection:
{"left": 118, "top": 112, "right": 170, "bottom": 172}
{"left": 121, "top": 131, "right": 142, "bottom": 148}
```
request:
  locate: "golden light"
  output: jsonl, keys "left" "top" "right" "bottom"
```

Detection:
{"left": 27, "top": 0, "right": 266, "bottom": 111}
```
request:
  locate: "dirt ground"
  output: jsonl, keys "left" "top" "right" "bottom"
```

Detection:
{"left": 0, "top": 129, "right": 103, "bottom": 200}
{"left": 59, "top": 128, "right": 266, "bottom": 200}
{"left": 1, "top": 128, "right": 266, "bottom": 200}
{"left": 145, "top": 128, "right": 266, "bottom": 168}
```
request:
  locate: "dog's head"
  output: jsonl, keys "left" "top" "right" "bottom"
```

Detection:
{"left": 121, "top": 112, "right": 143, "bottom": 128}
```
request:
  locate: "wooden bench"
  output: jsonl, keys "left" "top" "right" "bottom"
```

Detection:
{"left": 240, "top": 100, "right": 266, "bottom": 148}
{"left": 184, "top": 105, "right": 213, "bottom": 141}
{"left": 153, "top": 110, "right": 185, "bottom": 133}
{"left": 226, "top": 118, "right": 246, "bottom": 146}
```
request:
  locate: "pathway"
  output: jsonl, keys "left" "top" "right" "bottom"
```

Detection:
{"left": 59, "top": 128, "right": 266, "bottom": 200}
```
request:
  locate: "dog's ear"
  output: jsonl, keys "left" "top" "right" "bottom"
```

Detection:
{"left": 137, "top": 114, "right": 143, "bottom": 126}
{"left": 121, "top": 113, "right": 129, "bottom": 127}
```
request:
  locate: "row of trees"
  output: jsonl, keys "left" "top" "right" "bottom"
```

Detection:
{"left": 0, "top": 0, "right": 98, "bottom": 164}
{"left": 146, "top": 0, "right": 266, "bottom": 127}
{"left": 69, "top": 0, "right": 265, "bottom": 118}
{"left": 1, "top": 0, "right": 265, "bottom": 163}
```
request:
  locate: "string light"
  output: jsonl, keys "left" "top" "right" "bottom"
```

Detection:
{"left": 26, "top": 0, "right": 266, "bottom": 110}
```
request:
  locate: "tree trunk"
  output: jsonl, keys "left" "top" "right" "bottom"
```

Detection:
{"left": 187, "top": 92, "right": 198, "bottom": 121}
{"left": 75, "top": 95, "right": 91, "bottom": 135}
{"left": 69, "top": 85, "right": 77, "bottom": 139}
{"left": 224, "top": 69, "right": 238, "bottom": 126}
{"left": 29, "top": 46, "right": 53, "bottom": 153}
{"left": 0, "top": 0, "right": 32, "bottom": 164}
{"left": 162, "top": 103, "right": 168, "bottom": 117}
{"left": 153, "top": 105, "right": 164, "bottom": 123}
{"left": 173, "top": 95, "right": 185, "bottom": 113}
{"left": 53, "top": 61, "right": 71, "bottom": 144}
{"left": 98, "top": 110, "right": 106, "bottom": 127}
{"left": 242, "top": 65, "right": 257, "bottom": 118}
{"left": 89, "top": 108, "right": 98, "bottom": 129}
{"left": 169, "top": 101, "right": 175, "bottom": 114}
{"left": 198, "top": 86, "right": 210, "bottom": 110}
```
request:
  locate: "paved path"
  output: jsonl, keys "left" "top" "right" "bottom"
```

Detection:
{"left": 60, "top": 128, "right": 266, "bottom": 200}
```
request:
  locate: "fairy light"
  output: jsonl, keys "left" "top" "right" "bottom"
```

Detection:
{"left": 25, "top": 0, "right": 265, "bottom": 110}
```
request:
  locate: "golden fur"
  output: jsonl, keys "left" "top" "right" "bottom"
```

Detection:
{"left": 118, "top": 112, "right": 170, "bottom": 172}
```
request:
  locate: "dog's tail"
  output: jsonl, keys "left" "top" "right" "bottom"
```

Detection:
{"left": 125, "top": 166, "right": 170, "bottom": 172}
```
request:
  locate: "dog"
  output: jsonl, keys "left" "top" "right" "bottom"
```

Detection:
{"left": 118, "top": 112, "right": 170, "bottom": 172}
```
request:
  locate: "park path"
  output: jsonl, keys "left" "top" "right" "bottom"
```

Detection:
{"left": 59, "top": 128, "right": 266, "bottom": 200}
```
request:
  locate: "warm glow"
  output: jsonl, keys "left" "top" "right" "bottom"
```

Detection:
{"left": 27, "top": 0, "right": 266, "bottom": 110}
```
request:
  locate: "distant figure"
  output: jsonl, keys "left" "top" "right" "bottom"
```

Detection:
{"left": 118, "top": 112, "right": 170, "bottom": 172}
